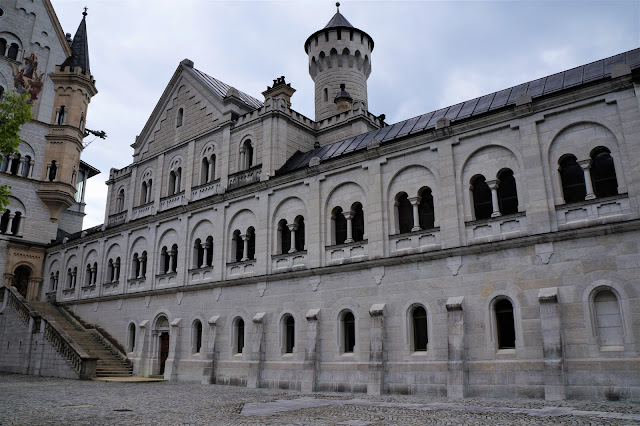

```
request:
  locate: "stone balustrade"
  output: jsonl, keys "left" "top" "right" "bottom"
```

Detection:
{"left": 227, "top": 260, "right": 256, "bottom": 278}
{"left": 389, "top": 228, "right": 441, "bottom": 256}
{"left": 188, "top": 266, "right": 214, "bottom": 284}
{"left": 159, "top": 193, "right": 185, "bottom": 212}
{"left": 191, "top": 179, "right": 221, "bottom": 202}
{"left": 271, "top": 251, "right": 308, "bottom": 273}
{"left": 465, "top": 212, "right": 527, "bottom": 244}
{"left": 107, "top": 211, "right": 127, "bottom": 227}
{"left": 131, "top": 203, "right": 154, "bottom": 220}
{"left": 325, "top": 240, "right": 369, "bottom": 266}
{"left": 228, "top": 166, "right": 261, "bottom": 190}
{"left": 556, "top": 194, "right": 631, "bottom": 230}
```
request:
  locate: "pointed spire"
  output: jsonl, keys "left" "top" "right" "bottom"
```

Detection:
{"left": 324, "top": 2, "right": 353, "bottom": 29}
{"left": 60, "top": 9, "right": 90, "bottom": 72}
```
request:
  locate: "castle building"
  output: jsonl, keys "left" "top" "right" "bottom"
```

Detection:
{"left": 2, "top": 1, "right": 640, "bottom": 401}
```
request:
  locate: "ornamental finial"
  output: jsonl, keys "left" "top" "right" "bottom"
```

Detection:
{"left": 336, "top": 2, "right": 340, "bottom": 13}
{"left": 82, "top": 6, "right": 88, "bottom": 17}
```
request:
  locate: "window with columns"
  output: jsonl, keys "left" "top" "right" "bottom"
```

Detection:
{"left": 276, "top": 217, "right": 306, "bottom": 254}
{"left": 240, "top": 140, "right": 254, "bottom": 171}
{"left": 231, "top": 227, "right": 255, "bottom": 262}
{"left": 106, "top": 257, "right": 121, "bottom": 282}
{"left": 159, "top": 245, "right": 179, "bottom": 274}
{"left": 395, "top": 192, "right": 413, "bottom": 234}
{"left": 1, "top": 152, "right": 33, "bottom": 178}
{"left": 559, "top": 154, "right": 587, "bottom": 203}
{"left": 168, "top": 168, "right": 182, "bottom": 196}
{"left": 49, "top": 271, "right": 59, "bottom": 292}
{"left": 200, "top": 154, "right": 216, "bottom": 184}
{"left": 471, "top": 175, "right": 493, "bottom": 220}
{"left": 7, "top": 43, "right": 19, "bottom": 60}
{"left": 590, "top": 147, "right": 618, "bottom": 198}
{"left": 116, "top": 188, "right": 125, "bottom": 212}
{"left": 130, "top": 251, "right": 147, "bottom": 278}
{"left": 331, "top": 206, "right": 348, "bottom": 245}
{"left": 471, "top": 171, "right": 518, "bottom": 220}
{"left": 140, "top": 179, "right": 153, "bottom": 204}
{"left": 0, "top": 209, "right": 23, "bottom": 236}
{"left": 67, "top": 267, "right": 77, "bottom": 289}
{"left": 192, "top": 236, "right": 213, "bottom": 269}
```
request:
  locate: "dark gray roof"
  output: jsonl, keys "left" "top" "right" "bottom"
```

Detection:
{"left": 60, "top": 15, "right": 90, "bottom": 72}
{"left": 191, "top": 68, "right": 263, "bottom": 110}
{"left": 53, "top": 224, "right": 102, "bottom": 245}
{"left": 324, "top": 11, "right": 353, "bottom": 29}
{"left": 278, "top": 48, "right": 640, "bottom": 175}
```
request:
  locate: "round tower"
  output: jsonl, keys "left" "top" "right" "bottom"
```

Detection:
{"left": 305, "top": 3, "right": 374, "bottom": 122}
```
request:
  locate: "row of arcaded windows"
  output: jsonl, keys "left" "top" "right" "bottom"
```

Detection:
{"left": 471, "top": 169, "right": 519, "bottom": 221}
{"left": 0, "top": 209, "right": 23, "bottom": 236}
{"left": 0, "top": 38, "right": 20, "bottom": 61}
{"left": 559, "top": 147, "right": 618, "bottom": 204}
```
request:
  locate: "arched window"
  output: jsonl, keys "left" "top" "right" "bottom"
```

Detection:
{"left": 50, "top": 272, "right": 56, "bottom": 291}
{"left": 85, "top": 264, "right": 91, "bottom": 286}
{"left": 200, "top": 157, "right": 209, "bottom": 185}
{"left": 590, "top": 148, "right": 618, "bottom": 198}
{"left": 160, "top": 246, "right": 169, "bottom": 274}
{"left": 140, "top": 251, "right": 148, "bottom": 277}
{"left": 242, "top": 140, "right": 254, "bottom": 170}
{"left": 107, "top": 259, "right": 114, "bottom": 282}
{"left": 235, "top": 318, "right": 245, "bottom": 354}
{"left": 11, "top": 211, "right": 21, "bottom": 236}
{"left": 193, "top": 320, "right": 203, "bottom": 354}
{"left": 115, "top": 257, "right": 121, "bottom": 281}
{"left": 285, "top": 315, "right": 295, "bottom": 354}
{"left": 72, "top": 267, "right": 77, "bottom": 288}
{"left": 246, "top": 227, "right": 256, "bottom": 260}
{"left": 7, "top": 43, "right": 19, "bottom": 60}
{"left": 131, "top": 253, "right": 139, "bottom": 278}
{"left": 193, "top": 238, "right": 203, "bottom": 269}
{"left": 396, "top": 192, "right": 413, "bottom": 234}
{"left": 140, "top": 181, "right": 148, "bottom": 204}
{"left": 323, "top": 87, "right": 328, "bottom": 102}
{"left": 412, "top": 306, "right": 428, "bottom": 351}
{"left": 49, "top": 160, "right": 57, "bottom": 182}
{"left": 559, "top": 155, "right": 586, "bottom": 203}
{"left": 0, "top": 39, "right": 6, "bottom": 57}
{"left": 116, "top": 189, "right": 125, "bottom": 212}
{"left": 495, "top": 298, "right": 516, "bottom": 349}
{"left": 22, "top": 155, "right": 31, "bottom": 178}
{"left": 67, "top": 268, "right": 73, "bottom": 288}
{"left": 210, "top": 155, "right": 216, "bottom": 180}
{"left": 128, "top": 323, "right": 136, "bottom": 352}
{"left": 232, "top": 230, "right": 243, "bottom": 262}
{"left": 9, "top": 153, "right": 20, "bottom": 175}
{"left": 171, "top": 244, "right": 178, "bottom": 273}
{"left": 92, "top": 262, "right": 97, "bottom": 285}
{"left": 342, "top": 311, "right": 356, "bottom": 353}
{"left": 176, "top": 107, "right": 183, "bottom": 127}
{"left": 295, "top": 216, "right": 305, "bottom": 251}
{"left": 205, "top": 236, "right": 213, "bottom": 267}
{"left": 0, "top": 210, "right": 9, "bottom": 234}
{"left": 497, "top": 169, "right": 518, "bottom": 215}
{"left": 168, "top": 171, "right": 177, "bottom": 196}
{"left": 332, "top": 206, "right": 347, "bottom": 245}
{"left": 418, "top": 188, "right": 435, "bottom": 230}
{"left": 593, "top": 289, "right": 624, "bottom": 348}
{"left": 278, "top": 219, "right": 290, "bottom": 254}
{"left": 471, "top": 175, "right": 492, "bottom": 220}
{"left": 352, "top": 202, "right": 365, "bottom": 242}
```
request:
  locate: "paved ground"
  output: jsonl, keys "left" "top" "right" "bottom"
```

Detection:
{"left": 1, "top": 373, "right": 639, "bottom": 425}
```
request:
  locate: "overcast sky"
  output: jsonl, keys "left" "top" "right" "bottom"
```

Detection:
{"left": 49, "top": 0, "right": 639, "bottom": 229}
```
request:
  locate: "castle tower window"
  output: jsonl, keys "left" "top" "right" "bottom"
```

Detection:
{"left": 160, "top": 247, "right": 169, "bottom": 274}
{"left": 7, "top": 43, "right": 19, "bottom": 60}
{"left": 497, "top": 169, "right": 518, "bottom": 215}
{"left": 127, "top": 323, "right": 136, "bottom": 352}
{"left": 284, "top": 315, "right": 295, "bottom": 354}
{"left": 277, "top": 219, "right": 291, "bottom": 254}
{"left": 395, "top": 192, "right": 413, "bottom": 234}
{"left": 559, "top": 154, "right": 586, "bottom": 203}
{"left": 471, "top": 175, "right": 492, "bottom": 220}
{"left": 495, "top": 298, "right": 516, "bottom": 349}
{"left": 412, "top": 305, "right": 428, "bottom": 351}
{"left": 57, "top": 106, "right": 66, "bottom": 125}
{"left": 351, "top": 202, "right": 365, "bottom": 242}
{"left": 342, "top": 311, "right": 356, "bottom": 353}
{"left": 418, "top": 188, "right": 435, "bottom": 230}
{"left": 192, "top": 320, "right": 203, "bottom": 354}
{"left": 48, "top": 160, "right": 58, "bottom": 182}
{"left": 294, "top": 216, "right": 305, "bottom": 251}
{"left": 240, "top": 140, "right": 254, "bottom": 170}
{"left": 590, "top": 147, "right": 618, "bottom": 198}
{"left": 593, "top": 289, "right": 624, "bottom": 348}
{"left": 176, "top": 108, "right": 183, "bottom": 127}
{"left": 235, "top": 318, "right": 245, "bottom": 354}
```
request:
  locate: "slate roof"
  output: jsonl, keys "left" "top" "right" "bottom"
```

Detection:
{"left": 60, "top": 14, "right": 90, "bottom": 72}
{"left": 324, "top": 11, "right": 353, "bottom": 29}
{"left": 191, "top": 68, "right": 264, "bottom": 110}
{"left": 53, "top": 224, "right": 102, "bottom": 245}
{"left": 277, "top": 48, "right": 640, "bottom": 175}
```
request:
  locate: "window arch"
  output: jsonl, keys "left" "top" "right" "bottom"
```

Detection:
{"left": 559, "top": 154, "right": 586, "bottom": 203}
{"left": 246, "top": 227, "right": 256, "bottom": 260}
{"left": 168, "top": 167, "right": 182, "bottom": 196}
{"left": 127, "top": 323, "right": 136, "bottom": 352}
{"left": 176, "top": 107, "right": 183, "bottom": 127}
{"left": 200, "top": 157, "right": 210, "bottom": 185}
{"left": 192, "top": 320, "right": 203, "bottom": 354}
{"left": 0, "top": 209, "right": 23, "bottom": 236}
{"left": 9, "top": 153, "right": 20, "bottom": 175}
{"left": 497, "top": 169, "right": 518, "bottom": 215}
{"left": 7, "top": 43, "right": 19, "bottom": 60}
{"left": 277, "top": 219, "right": 291, "bottom": 254}
{"left": 294, "top": 216, "right": 305, "bottom": 251}
{"left": 494, "top": 298, "right": 516, "bottom": 349}
{"left": 131, "top": 253, "right": 140, "bottom": 279}
{"left": 411, "top": 305, "right": 428, "bottom": 351}
{"left": 193, "top": 238, "right": 203, "bottom": 269}
{"left": 418, "top": 187, "right": 435, "bottom": 230}
{"left": 140, "top": 181, "right": 148, "bottom": 204}
{"left": 116, "top": 188, "right": 125, "bottom": 212}
{"left": 240, "top": 139, "right": 254, "bottom": 170}
{"left": 471, "top": 175, "right": 492, "bottom": 220}
{"left": 395, "top": 192, "right": 413, "bottom": 234}
{"left": 232, "top": 230, "right": 243, "bottom": 262}
{"left": 341, "top": 311, "right": 356, "bottom": 353}
{"left": 160, "top": 246, "right": 170, "bottom": 274}
{"left": 170, "top": 244, "right": 178, "bottom": 273}
{"left": 590, "top": 147, "right": 618, "bottom": 198}
{"left": 282, "top": 314, "right": 295, "bottom": 354}
{"left": 233, "top": 317, "right": 245, "bottom": 354}
{"left": 593, "top": 288, "right": 624, "bottom": 348}
{"left": 351, "top": 202, "right": 365, "bottom": 242}
{"left": 331, "top": 206, "right": 347, "bottom": 245}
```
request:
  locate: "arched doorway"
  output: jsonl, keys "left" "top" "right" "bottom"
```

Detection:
{"left": 155, "top": 315, "right": 170, "bottom": 375}
{"left": 12, "top": 266, "right": 31, "bottom": 298}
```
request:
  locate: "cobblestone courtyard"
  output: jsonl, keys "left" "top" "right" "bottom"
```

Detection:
{"left": 1, "top": 373, "right": 639, "bottom": 425}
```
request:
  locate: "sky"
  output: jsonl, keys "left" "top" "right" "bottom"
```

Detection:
{"left": 49, "top": 0, "right": 640, "bottom": 229}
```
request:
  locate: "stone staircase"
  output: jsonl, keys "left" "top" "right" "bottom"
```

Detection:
{"left": 30, "top": 302, "right": 133, "bottom": 378}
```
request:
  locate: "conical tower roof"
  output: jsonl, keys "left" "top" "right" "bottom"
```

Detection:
{"left": 304, "top": 3, "right": 374, "bottom": 53}
{"left": 323, "top": 11, "right": 353, "bottom": 29}
{"left": 60, "top": 10, "right": 90, "bottom": 72}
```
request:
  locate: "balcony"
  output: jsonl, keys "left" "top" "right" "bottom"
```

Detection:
{"left": 389, "top": 228, "right": 441, "bottom": 256}
{"left": 159, "top": 192, "right": 185, "bottom": 212}
{"left": 227, "top": 260, "right": 256, "bottom": 278}
{"left": 465, "top": 212, "right": 527, "bottom": 244}
{"left": 228, "top": 166, "right": 261, "bottom": 190}
{"left": 556, "top": 194, "right": 631, "bottom": 230}
{"left": 272, "top": 251, "right": 307, "bottom": 273}
{"left": 107, "top": 211, "right": 127, "bottom": 227}
{"left": 131, "top": 202, "right": 154, "bottom": 220}
{"left": 188, "top": 266, "right": 214, "bottom": 284}
{"left": 325, "top": 240, "right": 368, "bottom": 266}
{"left": 191, "top": 179, "right": 221, "bottom": 202}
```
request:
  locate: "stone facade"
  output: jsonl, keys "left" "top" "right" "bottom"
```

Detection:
{"left": 5, "top": 3, "right": 640, "bottom": 401}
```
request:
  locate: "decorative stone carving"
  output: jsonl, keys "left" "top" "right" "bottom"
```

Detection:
{"left": 447, "top": 256, "right": 462, "bottom": 276}
{"left": 535, "top": 243, "right": 554, "bottom": 265}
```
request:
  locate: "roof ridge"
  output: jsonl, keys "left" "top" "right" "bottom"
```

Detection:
{"left": 191, "top": 67, "right": 263, "bottom": 109}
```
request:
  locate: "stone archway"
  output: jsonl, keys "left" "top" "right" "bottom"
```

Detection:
{"left": 154, "top": 316, "right": 170, "bottom": 375}
{"left": 12, "top": 266, "right": 31, "bottom": 298}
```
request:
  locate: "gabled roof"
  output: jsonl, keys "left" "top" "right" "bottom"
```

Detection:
{"left": 278, "top": 48, "right": 640, "bottom": 175}
{"left": 60, "top": 13, "right": 90, "bottom": 71}
{"left": 191, "top": 68, "right": 263, "bottom": 110}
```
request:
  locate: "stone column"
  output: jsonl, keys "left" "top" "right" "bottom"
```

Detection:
{"left": 538, "top": 287, "right": 566, "bottom": 400}
{"left": 6, "top": 155, "right": 13, "bottom": 173}
{"left": 18, "top": 158, "right": 25, "bottom": 176}
{"left": 408, "top": 196, "right": 422, "bottom": 232}
{"left": 134, "top": 320, "right": 149, "bottom": 376}
{"left": 247, "top": 312, "right": 265, "bottom": 389}
{"left": 287, "top": 223, "right": 298, "bottom": 253}
{"left": 115, "top": 260, "right": 121, "bottom": 282}
{"left": 173, "top": 171, "right": 180, "bottom": 195}
{"left": 146, "top": 183, "right": 152, "bottom": 203}
{"left": 71, "top": 270, "right": 77, "bottom": 288}
{"left": 578, "top": 160, "right": 596, "bottom": 200}
{"left": 202, "top": 315, "right": 220, "bottom": 384}
{"left": 16, "top": 215, "right": 24, "bottom": 237}
{"left": 207, "top": 161, "right": 213, "bottom": 183}
{"left": 28, "top": 160, "right": 34, "bottom": 178}
{"left": 302, "top": 309, "right": 320, "bottom": 393}
{"left": 139, "top": 256, "right": 147, "bottom": 278}
{"left": 446, "top": 296, "right": 468, "bottom": 398}
{"left": 91, "top": 265, "right": 97, "bottom": 285}
{"left": 45, "top": 163, "right": 51, "bottom": 181}
{"left": 368, "top": 304, "right": 386, "bottom": 396}
{"left": 486, "top": 179, "right": 502, "bottom": 218}
{"left": 200, "top": 243, "right": 208, "bottom": 268}
{"left": 5, "top": 213, "right": 15, "bottom": 235}
{"left": 169, "top": 250, "right": 176, "bottom": 273}
{"left": 241, "top": 234, "right": 249, "bottom": 261}
{"left": 239, "top": 148, "right": 245, "bottom": 171}
{"left": 164, "top": 318, "right": 182, "bottom": 381}
{"left": 343, "top": 211, "right": 354, "bottom": 243}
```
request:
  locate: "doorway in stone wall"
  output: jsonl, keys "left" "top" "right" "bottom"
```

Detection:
{"left": 12, "top": 266, "right": 31, "bottom": 298}
{"left": 159, "top": 332, "right": 170, "bottom": 374}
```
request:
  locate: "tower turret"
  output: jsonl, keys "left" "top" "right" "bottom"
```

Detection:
{"left": 37, "top": 10, "right": 98, "bottom": 222}
{"left": 305, "top": 3, "right": 373, "bottom": 122}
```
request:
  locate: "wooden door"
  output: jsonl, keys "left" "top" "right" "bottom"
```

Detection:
{"left": 159, "top": 332, "right": 170, "bottom": 374}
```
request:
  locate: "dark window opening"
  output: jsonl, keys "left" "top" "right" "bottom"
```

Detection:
{"left": 497, "top": 169, "right": 518, "bottom": 215}
{"left": 559, "top": 155, "right": 586, "bottom": 203}
{"left": 412, "top": 306, "right": 428, "bottom": 351}
{"left": 194, "top": 321, "right": 203, "bottom": 353}
{"left": 397, "top": 193, "right": 413, "bottom": 234}
{"left": 279, "top": 219, "right": 290, "bottom": 254}
{"left": 285, "top": 316, "right": 295, "bottom": 353}
{"left": 352, "top": 203, "right": 365, "bottom": 241}
{"left": 333, "top": 207, "right": 347, "bottom": 245}
{"left": 343, "top": 312, "right": 355, "bottom": 353}
{"left": 591, "top": 148, "right": 618, "bottom": 198}
{"left": 495, "top": 299, "right": 516, "bottom": 349}
{"left": 418, "top": 188, "right": 435, "bottom": 229}
{"left": 233, "top": 231, "right": 243, "bottom": 262}
{"left": 295, "top": 217, "right": 305, "bottom": 251}
{"left": 472, "top": 175, "right": 492, "bottom": 220}
{"left": 237, "top": 319, "right": 245, "bottom": 354}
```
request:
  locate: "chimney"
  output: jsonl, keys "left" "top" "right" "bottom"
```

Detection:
{"left": 262, "top": 76, "right": 296, "bottom": 108}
